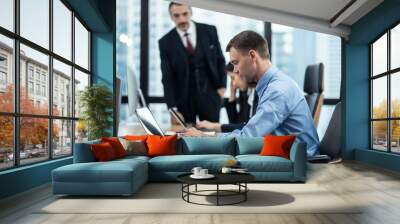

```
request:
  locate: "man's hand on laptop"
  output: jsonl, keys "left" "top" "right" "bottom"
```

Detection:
{"left": 196, "top": 120, "right": 221, "bottom": 132}
{"left": 182, "top": 127, "right": 209, "bottom": 137}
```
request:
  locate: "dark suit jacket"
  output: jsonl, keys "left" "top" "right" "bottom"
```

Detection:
{"left": 221, "top": 91, "right": 259, "bottom": 132}
{"left": 159, "top": 22, "right": 226, "bottom": 109}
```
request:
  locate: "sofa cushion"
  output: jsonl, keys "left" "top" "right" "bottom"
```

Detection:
{"left": 53, "top": 158, "right": 148, "bottom": 183}
{"left": 115, "top": 155, "right": 150, "bottom": 163}
{"left": 236, "top": 155, "right": 293, "bottom": 172}
{"left": 236, "top": 137, "right": 264, "bottom": 155}
{"left": 177, "top": 137, "right": 236, "bottom": 155}
{"left": 91, "top": 142, "right": 118, "bottom": 161}
{"left": 149, "top": 154, "right": 235, "bottom": 172}
{"left": 260, "top": 135, "right": 296, "bottom": 159}
{"left": 101, "top": 137, "right": 127, "bottom": 158}
{"left": 147, "top": 135, "right": 178, "bottom": 157}
{"left": 119, "top": 138, "right": 147, "bottom": 156}
{"left": 124, "top": 135, "right": 148, "bottom": 141}
{"left": 74, "top": 139, "right": 100, "bottom": 163}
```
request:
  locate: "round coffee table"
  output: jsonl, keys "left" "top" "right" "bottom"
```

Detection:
{"left": 177, "top": 173, "right": 255, "bottom": 206}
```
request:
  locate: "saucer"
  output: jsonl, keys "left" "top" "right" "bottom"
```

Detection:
{"left": 190, "top": 174, "right": 215, "bottom": 179}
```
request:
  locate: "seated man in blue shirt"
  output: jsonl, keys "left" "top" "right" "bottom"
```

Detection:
{"left": 183, "top": 30, "right": 320, "bottom": 157}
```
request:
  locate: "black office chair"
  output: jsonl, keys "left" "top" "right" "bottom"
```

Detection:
{"left": 320, "top": 102, "right": 342, "bottom": 160}
{"left": 304, "top": 63, "right": 324, "bottom": 127}
{"left": 308, "top": 102, "right": 342, "bottom": 163}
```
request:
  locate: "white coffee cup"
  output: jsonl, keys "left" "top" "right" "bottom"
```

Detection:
{"left": 200, "top": 169, "right": 208, "bottom": 176}
{"left": 221, "top": 167, "right": 232, "bottom": 174}
{"left": 191, "top": 167, "right": 202, "bottom": 176}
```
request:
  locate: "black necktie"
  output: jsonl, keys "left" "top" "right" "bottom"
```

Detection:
{"left": 184, "top": 32, "right": 195, "bottom": 55}
{"left": 252, "top": 93, "right": 259, "bottom": 116}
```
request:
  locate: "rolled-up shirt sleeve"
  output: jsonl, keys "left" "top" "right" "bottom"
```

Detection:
{"left": 227, "top": 89, "right": 290, "bottom": 137}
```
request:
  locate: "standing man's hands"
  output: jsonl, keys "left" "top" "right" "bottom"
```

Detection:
{"left": 196, "top": 120, "right": 222, "bottom": 132}
{"left": 217, "top": 88, "right": 226, "bottom": 99}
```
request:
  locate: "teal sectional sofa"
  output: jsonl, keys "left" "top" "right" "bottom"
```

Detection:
{"left": 52, "top": 137, "right": 307, "bottom": 196}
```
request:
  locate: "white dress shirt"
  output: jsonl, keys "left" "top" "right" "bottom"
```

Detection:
{"left": 176, "top": 21, "right": 197, "bottom": 48}
{"left": 247, "top": 88, "right": 256, "bottom": 116}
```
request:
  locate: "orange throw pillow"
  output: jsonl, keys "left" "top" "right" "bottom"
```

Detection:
{"left": 146, "top": 135, "right": 177, "bottom": 157}
{"left": 91, "top": 142, "right": 117, "bottom": 162}
{"left": 101, "top": 137, "right": 127, "bottom": 158}
{"left": 124, "top": 135, "right": 148, "bottom": 141}
{"left": 259, "top": 135, "right": 296, "bottom": 159}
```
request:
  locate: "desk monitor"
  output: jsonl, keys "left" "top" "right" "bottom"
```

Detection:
{"left": 135, "top": 107, "right": 165, "bottom": 136}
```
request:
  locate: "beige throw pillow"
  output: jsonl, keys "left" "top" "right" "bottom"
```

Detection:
{"left": 119, "top": 138, "right": 147, "bottom": 156}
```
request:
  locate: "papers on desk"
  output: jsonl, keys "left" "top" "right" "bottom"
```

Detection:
{"left": 167, "top": 131, "right": 216, "bottom": 137}
{"left": 203, "top": 131, "right": 216, "bottom": 136}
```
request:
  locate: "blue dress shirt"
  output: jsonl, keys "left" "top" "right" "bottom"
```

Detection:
{"left": 225, "top": 65, "right": 320, "bottom": 157}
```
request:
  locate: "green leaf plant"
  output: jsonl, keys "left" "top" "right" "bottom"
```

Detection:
{"left": 79, "top": 84, "right": 113, "bottom": 140}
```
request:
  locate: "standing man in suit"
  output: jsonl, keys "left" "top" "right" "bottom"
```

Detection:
{"left": 196, "top": 63, "right": 258, "bottom": 132}
{"left": 159, "top": 2, "right": 226, "bottom": 125}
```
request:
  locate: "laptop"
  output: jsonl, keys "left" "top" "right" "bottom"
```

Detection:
{"left": 169, "top": 108, "right": 214, "bottom": 133}
{"left": 135, "top": 107, "right": 167, "bottom": 136}
{"left": 168, "top": 108, "right": 188, "bottom": 128}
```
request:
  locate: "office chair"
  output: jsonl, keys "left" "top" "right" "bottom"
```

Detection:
{"left": 320, "top": 102, "right": 342, "bottom": 160}
{"left": 308, "top": 102, "right": 342, "bottom": 163}
{"left": 304, "top": 63, "right": 324, "bottom": 127}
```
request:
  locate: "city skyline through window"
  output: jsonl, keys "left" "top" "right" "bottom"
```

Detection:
{"left": 116, "top": 0, "right": 342, "bottom": 139}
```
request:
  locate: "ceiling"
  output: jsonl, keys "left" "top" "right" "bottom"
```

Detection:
{"left": 175, "top": 0, "right": 384, "bottom": 38}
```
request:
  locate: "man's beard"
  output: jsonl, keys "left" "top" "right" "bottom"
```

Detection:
{"left": 178, "top": 22, "right": 189, "bottom": 30}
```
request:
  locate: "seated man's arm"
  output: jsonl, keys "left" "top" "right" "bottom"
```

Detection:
{"left": 221, "top": 123, "right": 246, "bottom": 132}
{"left": 229, "top": 89, "right": 290, "bottom": 137}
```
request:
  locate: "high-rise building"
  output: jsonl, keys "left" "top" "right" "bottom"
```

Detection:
{"left": 272, "top": 24, "right": 341, "bottom": 99}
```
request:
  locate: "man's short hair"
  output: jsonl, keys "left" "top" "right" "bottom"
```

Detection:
{"left": 226, "top": 31, "right": 270, "bottom": 59}
{"left": 168, "top": 2, "right": 192, "bottom": 14}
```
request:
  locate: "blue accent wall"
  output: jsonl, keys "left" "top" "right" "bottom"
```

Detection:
{"left": 344, "top": 0, "right": 400, "bottom": 171}
{"left": 0, "top": 0, "right": 116, "bottom": 200}
{"left": 0, "top": 158, "right": 72, "bottom": 199}
{"left": 92, "top": 32, "right": 115, "bottom": 135}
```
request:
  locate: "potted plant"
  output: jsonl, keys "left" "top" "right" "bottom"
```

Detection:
{"left": 79, "top": 84, "right": 113, "bottom": 140}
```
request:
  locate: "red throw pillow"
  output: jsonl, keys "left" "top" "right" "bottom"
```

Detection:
{"left": 146, "top": 135, "right": 177, "bottom": 157}
{"left": 91, "top": 142, "right": 117, "bottom": 161}
{"left": 259, "top": 135, "right": 296, "bottom": 159}
{"left": 124, "top": 135, "right": 148, "bottom": 141}
{"left": 101, "top": 137, "right": 127, "bottom": 158}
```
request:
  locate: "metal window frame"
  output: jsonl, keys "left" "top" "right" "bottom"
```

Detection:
{"left": 0, "top": 0, "right": 92, "bottom": 171}
{"left": 369, "top": 18, "right": 400, "bottom": 155}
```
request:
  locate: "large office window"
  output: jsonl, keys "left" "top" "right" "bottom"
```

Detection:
{"left": 74, "top": 18, "right": 90, "bottom": 70}
{"left": 370, "top": 23, "right": 400, "bottom": 153}
{"left": 20, "top": 0, "right": 49, "bottom": 49}
{"left": 272, "top": 24, "right": 341, "bottom": 99}
{"left": 53, "top": 0, "right": 72, "bottom": 60}
{"left": 147, "top": 0, "right": 264, "bottom": 126}
{"left": 0, "top": 0, "right": 91, "bottom": 170}
{"left": 0, "top": 0, "right": 14, "bottom": 32}
{"left": 116, "top": 1, "right": 341, "bottom": 138}
{"left": 116, "top": 0, "right": 141, "bottom": 125}
{"left": 272, "top": 24, "right": 342, "bottom": 137}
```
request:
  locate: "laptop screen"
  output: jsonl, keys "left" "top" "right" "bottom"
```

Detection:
{"left": 135, "top": 107, "right": 164, "bottom": 136}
